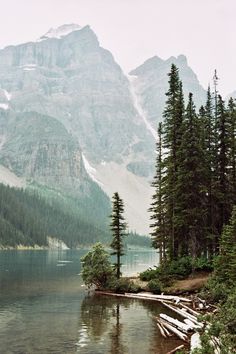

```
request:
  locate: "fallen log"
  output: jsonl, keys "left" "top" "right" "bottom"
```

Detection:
{"left": 167, "top": 344, "right": 185, "bottom": 354}
{"left": 156, "top": 318, "right": 171, "bottom": 337}
{"left": 157, "top": 321, "right": 167, "bottom": 338}
{"left": 161, "top": 301, "right": 202, "bottom": 326}
{"left": 127, "top": 292, "right": 191, "bottom": 302}
{"left": 158, "top": 318, "right": 188, "bottom": 341}
{"left": 159, "top": 313, "right": 191, "bottom": 333}
{"left": 179, "top": 302, "right": 199, "bottom": 317}
{"left": 184, "top": 318, "right": 202, "bottom": 330}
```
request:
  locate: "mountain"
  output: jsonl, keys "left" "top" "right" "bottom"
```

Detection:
{"left": 0, "top": 24, "right": 155, "bottom": 234}
{"left": 0, "top": 24, "right": 207, "bottom": 236}
{"left": 129, "top": 55, "right": 206, "bottom": 129}
{"left": 226, "top": 90, "right": 236, "bottom": 101}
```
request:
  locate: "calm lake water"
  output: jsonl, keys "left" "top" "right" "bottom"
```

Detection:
{"left": 0, "top": 250, "right": 182, "bottom": 353}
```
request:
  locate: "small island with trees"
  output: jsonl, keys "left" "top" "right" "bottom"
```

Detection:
{"left": 81, "top": 65, "right": 236, "bottom": 354}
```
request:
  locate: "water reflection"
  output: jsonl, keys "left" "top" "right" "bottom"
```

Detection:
{"left": 0, "top": 249, "right": 184, "bottom": 353}
{"left": 110, "top": 304, "right": 127, "bottom": 354}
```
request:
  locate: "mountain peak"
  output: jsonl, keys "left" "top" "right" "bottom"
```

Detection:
{"left": 38, "top": 24, "right": 82, "bottom": 41}
{"left": 129, "top": 56, "right": 164, "bottom": 76}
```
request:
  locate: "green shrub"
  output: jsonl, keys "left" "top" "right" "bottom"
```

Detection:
{"left": 167, "top": 257, "right": 193, "bottom": 277}
{"left": 81, "top": 243, "right": 114, "bottom": 289}
{"left": 108, "top": 278, "right": 141, "bottom": 293}
{"left": 140, "top": 256, "right": 213, "bottom": 284}
{"left": 192, "top": 257, "right": 214, "bottom": 272}
{"left": 200, "top": 276, "right": 229, "bottom": 303}
{"left": 148, "top": 279, "right": 163, "bottom": 294}
{"left": 139, "top": 267, "right": 160, "bottom": 281}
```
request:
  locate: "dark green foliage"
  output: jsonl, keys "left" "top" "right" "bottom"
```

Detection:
{"left": 107, "top": 278, "right": 141, "bottom": 294}
{"left": 200, "top": 276, "right": 229, "bottom": 303}
{"left": 161, "top": 64, "right": 185, "bottom": 260}
{"left": 192, "top": 257, "right": 214, "bottom": 272}
{"left": 139, "top": 267, "right": 161, "bottom": 281}
{"left": 149, "top": 122, "right": 167, "bottom": 261}
{"left": 0, "top": 184, "right": 47, "bottom": 246}
{"left": 0, "top": 183, "right": 111, "bottom": 247}
{"left": 228, "top": 98, "right": 236, "bottom": 206}
{"left": 81, "top": 243, "right": 114, "bottom": 289}
{"left": 214, "top": 206, "right": 236, "bottom": 286}
{"left": 124, "top": 232, "right": 151, "bottom": 248}
{"left": 110, "top": 192, "right": 127, "bottom": 279}
{"left": 215, "top": 288, "right": 236, "bottom": 351}
{"left": 215, "top": 96, "right": 232, "bottom": 241}
{"left": 150, "top": 65, "right": 236, "bottom": 262}
{"left": 175, "top": 93, "right": 208, "bottom": 258}
{"left": 147, "top": 279, "right": 163, "bottom": 294}
{"left": 198, "top": 208, "right": 236, "bottom": 353}
{"left": 140, "top": 256, "right": 213, "bottom": 284}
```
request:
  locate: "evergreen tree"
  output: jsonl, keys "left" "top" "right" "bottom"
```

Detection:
{"left": 215, "top": 206, "right": 236, "bottom": 286}
{"left": 149, "top": 123, "right": 167, "bottom": 263}
{"left": 199, "top": 87, "right": 218, "bottom": 257}
{"left": 162, "top": 64, "right": 185, "bottom": 259}
{"left": 175, "top": 93, "right": 208, "bottom": 258}
{"left": 110, "top": 192, "right": 127, "bottom": 279}
{"left": 215, "top": 95, "right": 232, "bottom": 241}
{"left": 227, "top": 98, "right": 236, "bottom": 206}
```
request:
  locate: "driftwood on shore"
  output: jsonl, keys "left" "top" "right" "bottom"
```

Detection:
{"left": 166, "top": 344, "right": 185, "bottom": 354}
{"left": 96, "top": 289, "right": 220, "bottom": 353}
{"left": 157, "top": 317, "right": 188, "bottom": 341}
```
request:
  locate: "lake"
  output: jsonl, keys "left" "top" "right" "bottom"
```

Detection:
{"left": 0, "top": 250, "right": 182, "bottom": 353}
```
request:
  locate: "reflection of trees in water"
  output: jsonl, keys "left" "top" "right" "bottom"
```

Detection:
{"left": 109, "top": 304, "right": 127, "bottom": 354}
{"left": 80, "top": 294, "right": 114, "bottom": 338}
{"left": 79, "top": 294, "right": 131, "bottom": 352}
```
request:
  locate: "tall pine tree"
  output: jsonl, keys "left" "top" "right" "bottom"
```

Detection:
{"left": 110, "top": 192, "right": 127, "bottom": 279}
{"left": 215, "top": 95, "right": 232, "bottom": 243}
{"left": 175, "top": 93, "right": 208, "bottom": 258}
{"left": 149, "top": 123, "right": 167, "bottom": 263}
{"left": 227, "top": 98, "right": 236, "bottom": 206}
{"left": 162, "top": 64, "right": 184, "bottom": 259}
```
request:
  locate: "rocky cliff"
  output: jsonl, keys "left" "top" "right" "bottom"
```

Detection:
{"left": 129, "top": 55, "right": 206, "bottom": 129}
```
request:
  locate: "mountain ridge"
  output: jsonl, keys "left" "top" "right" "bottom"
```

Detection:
{"left": 0, "top": 23, "right": 214, "bottom": 235}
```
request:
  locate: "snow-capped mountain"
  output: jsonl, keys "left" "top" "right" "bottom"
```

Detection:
{"left": 38, "top": 24, "right": 82, "bottom": 41}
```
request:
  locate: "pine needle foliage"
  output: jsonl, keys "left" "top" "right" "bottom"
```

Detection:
{"left": 110, "top": 192, "right": 127, "bottom": 279}
{"left": 150, "top": 66, "right": 236, "bottom": 261}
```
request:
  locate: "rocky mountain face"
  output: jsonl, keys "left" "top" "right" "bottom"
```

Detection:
{"left": 0, "top": 111, "right": 91, "bottom": 195}
{"left": 0, "top": 24, "right": 207, "bottom": 234}
{"left": 129, "top": 55, "right": 206, "bottom": 129}
{"left": 0, "top": 25, "right": 153, "bottom": 164}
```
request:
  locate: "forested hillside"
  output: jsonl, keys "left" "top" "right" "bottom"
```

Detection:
{"left": 0, "top": 183, "right": 111, "bottom": 247}
{"left": 0, "top": 183, "right": 150, "bottom": 248}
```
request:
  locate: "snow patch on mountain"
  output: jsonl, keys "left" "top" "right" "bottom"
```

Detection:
{"left": 19, "top": 64, "right": 37, "bottom": 71}
{"left": 128, "top": 75, "right": 157, "bottom": 140}
{"left": 3, "top": 89, "right": 11, "bottom": 101}
{"left": 39, "top": 24, "right": 82, "bottom": 41}
{"left": 23, "top": 68, "right": 36, "bottom": 71}
{"left": 0, "top": 103, "right": 9, "bottom": 110}
{"left": 82, "top": 153, "right": 104, "bottom": 186}
{"left": 95, "top": 161, "right": 152, "bottom": 234}
{"left": 0, "top": 164, "right": 26, "bottom": 188}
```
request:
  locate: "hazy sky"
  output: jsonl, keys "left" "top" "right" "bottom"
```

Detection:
{"left": 0, "top": 0, "right": 235, "bottom": 96}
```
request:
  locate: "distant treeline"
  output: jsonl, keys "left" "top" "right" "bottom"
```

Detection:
{"left": 0, "top": 183, "right": 150, "bottom": 248}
